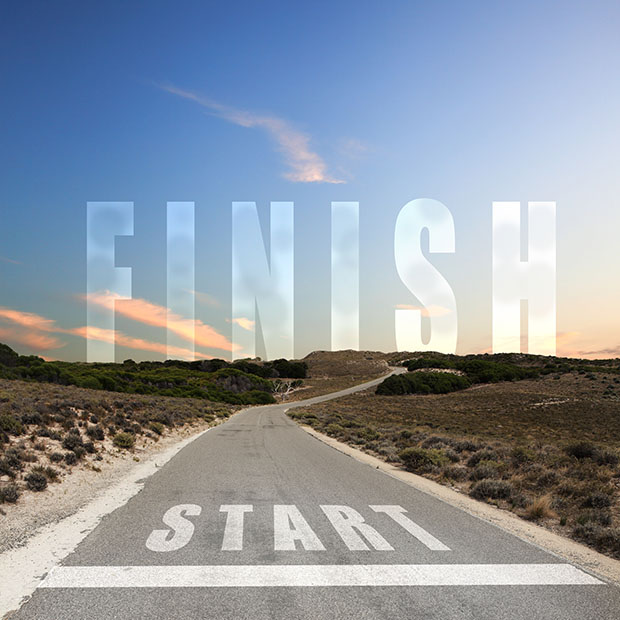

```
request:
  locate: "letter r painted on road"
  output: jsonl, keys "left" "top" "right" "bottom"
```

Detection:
{"left": 321, "top": 505, "right": 393, "bottom": 551}
{"left": 369, "top": 505, "right": 450, "bottom": 551}
{"left": 86, "top": 202, "right": 134, "bottom": 362}
{"left": 146, "top": 504, "right": 202, "bottom": 552}
{"left": 492, "top": 202, "right": 556, "bottom": 355}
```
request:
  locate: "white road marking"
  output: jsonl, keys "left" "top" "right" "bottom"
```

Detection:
{"left": 145, "top": 504, "right": 201, "bottom": 552}
{"left": 273, "top": 505, "right": 326, "bottom": 551}
{"left": 220, "top": 505, "right": 253, "bottom": 551}
{"left": 39, "top": 564, "right": 604, "bottom": 588}
{"left": 370, "top": 505, "right": 450, "bottom": 551}
{"left": 321, "top": 505, "right": 393, "bottom": 551}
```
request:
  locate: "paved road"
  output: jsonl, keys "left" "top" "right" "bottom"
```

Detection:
{"left": 12, "top": 374, "right": 620, "bottom": 619}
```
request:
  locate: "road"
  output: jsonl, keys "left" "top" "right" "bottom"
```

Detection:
{"left": 11, "top": 373, "right": 620, "bottom": 619}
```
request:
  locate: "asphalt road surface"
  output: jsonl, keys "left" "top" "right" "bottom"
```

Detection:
{"left": 11, "top": 374, "right": 620, "bottom": 619}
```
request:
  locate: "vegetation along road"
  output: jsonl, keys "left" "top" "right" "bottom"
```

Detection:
{"left": 8, "top": 370, "right": 620, "bottom": 619}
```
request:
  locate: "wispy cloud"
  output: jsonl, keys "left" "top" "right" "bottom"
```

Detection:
{"left": 85, "top": 291, "right": 238, "bottom": 352}
{"left": 0, "top": 304, "right": 213, "bottom": 359}
{"left": 0, "top": 307, "right": 58, "bottom": 332}
{"left": 160, "top": 84, "right": 344, "bottom": 184}
{"left": 230, "top": 317, "right": 255, "bottom": 331}
{"left": 69, "top": 326, "right": 210, "bottom": 360}
{"left": 0, "top": 326, "right": 63, "bottom": 351}
{"left": 0, "top": 255, "right": 21, "bottom": 265}
{"left": 191, "top": 290, "right": 221, "bottom": 308}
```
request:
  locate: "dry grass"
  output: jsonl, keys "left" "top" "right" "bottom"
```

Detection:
{"left": 525, "top": 494, "right": 558, "bottom": 521}
{"left": 288, "top": 368, "right": 620, "bottom": 559}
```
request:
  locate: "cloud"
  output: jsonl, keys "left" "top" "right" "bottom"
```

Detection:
{"left": 395, "top": 304, "right": 452, "bottom": 317}
{"left": 231, "top": 317, "right": 255, "bottom": 331}
{"left": 0, "top": 304, "right": 214, "bottom": 359}
{"left": 0, "top": 255, "right": 21, "bottom": 265}
{"left": 68, "top": 326, "right": 210, "bottom": 360}
{"left": 576, "top": 345, "right": 620, "bottom": 358}
{"left": 0, "top": 327, "right": 63, "bottom": 351}
{"left": 85, "top": 291, "right": 238, "bottom": 352}
{"left": 160, "top": 84, "right": 344, "bottom": 184}
{"left": 192, "top": 290, "right": 221, "bottom": 308}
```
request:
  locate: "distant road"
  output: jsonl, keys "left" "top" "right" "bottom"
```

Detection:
{"left": 13, "top": 370, "right": 620, "bottom": 619}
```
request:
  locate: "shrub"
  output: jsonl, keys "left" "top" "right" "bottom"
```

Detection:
{"left": 443, "top": 465, "right": 468, "bottom": 481}
{"left": 64, "top": 451, "right": 77, "bottom": 465}
{"left": 149, "top": 421, "right": 164, "bottom": 435}
{"left": 49, "top": 452, "right": 64, "bottom": 463}
{"left": 467, "top": 449, "right": 497, "bottom": 468}
{"left": 20, "top": 411, "right": 42, "bottom": 425}
{"left": 596, "top": 450, "right": 620, "bottom": 467}
{"left": 452, "top": 439, "right": 480, "bottom": 453}
{"left": 62, "top": 432, "right": 83, "bottom": 451}
{"left": 25, "top": 470, "right": 48, "bottom": 491}
{"left": 577, "top": 510, "right": 612, "bottom": 527}
{"left": 469, "top": 462, "right": 500, "bottom": 481}
{"left": 511, "top": 446, "right": 536, "bottom": 466}
{"left": 0, "top": 413, "right": 23, "bottom": 435}
{"left": 326, "top": 423, "right": 345, "bottom": 436}
{"left": 86, "top": 425, "right": 105, "bottom": 441}
{"left": 582, "top": 491, "right": 613, "bottom": 509}
{"left": 470, "top": 479, "right": 514, "bottom": 501}
{"left": 399, "top": 447, "right": 450, "bottom": 473}
{"left": 32, "top": 465, "right": 59, "bottom": 482}
{"left": 565, "top": 441, "right": 600, "bottom": 461}
{"left": 0, "top": 483, "right": 20, "bottom": 503}
{"left": 113, "top": 432, "right": 135, "bottom": 449}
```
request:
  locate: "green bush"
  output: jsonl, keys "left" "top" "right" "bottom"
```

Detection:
{"left": 149, "top": 421, "right": 165, "bottom": 435}
{"left": 399, "top": 447, "right": 450, "bottom": 473}
{"left": 113, "top": 432, "right": 135, "bottom": 449}
{"left": 376, "top": 372, "right": 470, "bottom": 396}
{"left": 0, "top": 413, "right": 23, "bottom": 435}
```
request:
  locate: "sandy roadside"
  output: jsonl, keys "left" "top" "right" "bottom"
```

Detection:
{"left": 0, "top": 420, "right": 214, "bottom": 555}
{"left": 0, "top": 417, "right": 225, "bottom": 618}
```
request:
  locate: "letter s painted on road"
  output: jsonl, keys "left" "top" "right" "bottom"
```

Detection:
{"left": 146, "top": 504, "right": 202, "bottom": 552}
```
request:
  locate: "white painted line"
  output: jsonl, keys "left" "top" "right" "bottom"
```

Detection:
{"left": 39, "top": 564, "right": 604, "bottom": 588}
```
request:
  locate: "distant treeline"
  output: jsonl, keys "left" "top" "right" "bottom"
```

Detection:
{"left": 0, "top": 344, "right": 307, "bottom": 405}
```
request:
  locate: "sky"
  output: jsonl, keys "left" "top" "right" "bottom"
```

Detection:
{"left": 1, "top": 0, "right": 619, "bottom": 362}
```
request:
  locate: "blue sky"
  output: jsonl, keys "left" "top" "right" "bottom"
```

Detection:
{"left": 1, "top": 0, "right": 619, "bottom": 361}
